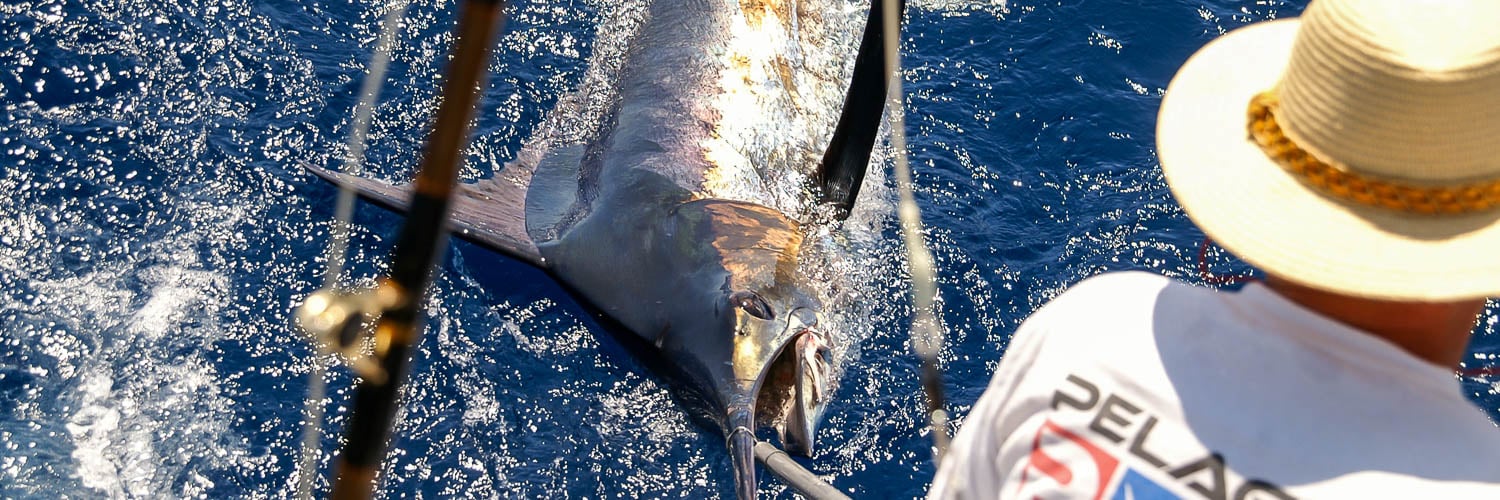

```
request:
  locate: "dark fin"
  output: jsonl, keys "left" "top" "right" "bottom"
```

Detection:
{"left": 303, "top": 163, "right": 543, "bottom": 267}
{"left": 816, "top": 0, "right": 907, "bottom": 218}
{"left": 523, "top": 144, "right": 589, "bottom": 244}
{"left": 727, "top": 410, "right": 758, "bottom": 500}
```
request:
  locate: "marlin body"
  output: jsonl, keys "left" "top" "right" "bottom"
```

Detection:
{"left": 309, "top": 0, "right": 889, "bottom": 496}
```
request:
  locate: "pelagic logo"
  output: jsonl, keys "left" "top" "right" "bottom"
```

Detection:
{"left": 1017, "top": 374, "right": 1292, "bottom": 500}
{"left": 1018, "top": 419, "right": 1121, "bottom": 499}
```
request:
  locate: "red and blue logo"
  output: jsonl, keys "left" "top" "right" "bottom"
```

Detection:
{"left": 1016, "top": 419, "right": 1179, "bottom": 500}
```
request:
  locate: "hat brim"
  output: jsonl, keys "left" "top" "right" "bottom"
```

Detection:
{"left": 1157, "top": 19, "right": 1500, "bottom": 301}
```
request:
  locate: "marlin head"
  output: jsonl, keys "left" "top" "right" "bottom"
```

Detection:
{"left": 727, "top": 283, "right": 834, "bottom": 457}
{"left": 640, "top": 198, "right": 838, "bottom": 496}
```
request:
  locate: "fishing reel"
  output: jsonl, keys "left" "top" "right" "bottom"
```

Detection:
{"left": 295, "top": 283, "right": 404, "bottom": 384}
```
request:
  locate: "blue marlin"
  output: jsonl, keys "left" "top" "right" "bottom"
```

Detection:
{"left": 310, "top": 0, "right": 893, "bottom": 496}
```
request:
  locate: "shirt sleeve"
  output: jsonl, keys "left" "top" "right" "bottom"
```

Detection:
{"left": 928, "top": 298, "right": 1058, "bottom": 499}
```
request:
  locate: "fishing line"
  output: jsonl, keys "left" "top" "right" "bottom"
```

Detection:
{"left": 1196, "top": 237, "right": 1257, "bottom": 286}
{"left": 298, "top": 2, "right": 412, "bottom": 498}
{"left": 322, "top": 0, "right": 413, "bottom": 289}
{"left": 881, "top": 0, "right": 950, "bottom": 463}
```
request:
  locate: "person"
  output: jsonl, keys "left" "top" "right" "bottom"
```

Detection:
{"left": 929, "top": 0, "right": 1500, "bottom": 497}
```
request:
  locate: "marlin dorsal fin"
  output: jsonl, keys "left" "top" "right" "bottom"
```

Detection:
{"left": 303, "top": 163, "right": 542, "bottom": 267}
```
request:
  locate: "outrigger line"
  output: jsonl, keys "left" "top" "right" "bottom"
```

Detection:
{"left": 877, "top": 0, "right": 951, "bottom": 464}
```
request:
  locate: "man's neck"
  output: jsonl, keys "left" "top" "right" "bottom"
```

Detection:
{"left": 1262, "top": 275, "right": 1485, "bottom": 368}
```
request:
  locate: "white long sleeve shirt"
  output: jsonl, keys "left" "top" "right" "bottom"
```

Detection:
{"left": 929, "top": 272, "right": 1500, "bottom": 499}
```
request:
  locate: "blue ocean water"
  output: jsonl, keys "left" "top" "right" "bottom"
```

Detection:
{"left": 3, "top": 0, "right": 1499, "bottom": 497}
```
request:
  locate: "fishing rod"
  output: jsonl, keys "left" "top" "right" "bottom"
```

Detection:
{"left": 296, "top": 0, "right": 508, "bottom": 497}
{"left": 819, "top": 0, "right": 945, "bottom": 463}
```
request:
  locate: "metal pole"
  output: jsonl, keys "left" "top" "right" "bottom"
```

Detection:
{"left": 754, "top": 441, "right": 851, "bottom": 500}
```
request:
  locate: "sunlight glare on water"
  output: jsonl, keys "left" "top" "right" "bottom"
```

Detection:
{"left": 4, "top": 0, "right": 1500, "bottom": 498}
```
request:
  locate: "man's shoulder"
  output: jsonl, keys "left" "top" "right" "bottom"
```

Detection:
{"left": 1062, "top": 270, "right": 1177, "bottom": 297}
{"left": 1038, "top": 271, "right": 1211, "bottom": 319}
{"left": 1016, "top": 271, "right": 1231, "bottom": 357}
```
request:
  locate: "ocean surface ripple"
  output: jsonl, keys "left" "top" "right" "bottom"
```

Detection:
{"left": 3, "top": 0, "right": 1498, "bottom": 497}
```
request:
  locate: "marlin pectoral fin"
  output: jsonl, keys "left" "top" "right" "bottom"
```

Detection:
{"left": 816, "top": 0, "right": 906, "bottom": 218}
{"left": 524, "top": 143, "right": 590, "bottom": 244}
{"left": 302, "top": 163, "right": 543, "bottom": 267}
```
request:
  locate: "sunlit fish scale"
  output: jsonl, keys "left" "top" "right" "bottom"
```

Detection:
{"left": 604, "top": 0, "right": 858, "bottom": 218}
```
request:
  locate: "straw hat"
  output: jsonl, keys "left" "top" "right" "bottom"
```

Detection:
{"left": 1157, "top": 0, "right": 1500, "bottom": 301}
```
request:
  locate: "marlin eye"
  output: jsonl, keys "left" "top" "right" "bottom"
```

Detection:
{"left": 729, "top": 291, "right": 774, "bottom": 320}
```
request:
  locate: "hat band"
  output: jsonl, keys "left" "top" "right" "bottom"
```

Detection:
{"left": 1247, "top": 92, "right": 1500, "bottom": 215}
